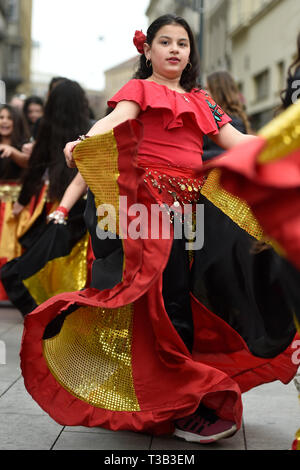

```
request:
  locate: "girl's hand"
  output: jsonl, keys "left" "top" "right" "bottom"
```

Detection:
{"left": 12, "top": 201, "right": 25, "bottom": 217}
{"left": 64, "top": 140, "right": 80, "bottom": 168}
{"left": 47, "top": 207, "right": 68, "bottom": 225}
{"left": 0, "top": 144, "right": 13, "bottom": 158}
{"left": 22, "top": 142, "right": 34, "bottom": 158}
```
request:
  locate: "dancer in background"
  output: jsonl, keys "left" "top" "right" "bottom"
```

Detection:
{"left": 202, "top": 71, "right": 252, "bottom": 161}
{"left": 21, "top": 77, "right": 68, "bottom": 158}
{"left": 1, "top": 79, "right": 92, "bottom": 315}
{"left": 0, "top": 104, "right": 30, "bottom": 177}
{"left": 1, "top": 172, "right": 90, "bottom": 316}
{"left": 12, "top": 79, "right": 90, "bottom": 218}
{"left": 0, "top": 104, "right": 30, "bottom": 299}
{"left": 20, "top": 14, "right": 298, "bottom": 445}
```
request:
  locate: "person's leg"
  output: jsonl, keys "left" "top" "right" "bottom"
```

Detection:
{"left": 162, "top": 237, "right": 194, "bottom": 353}
{"left": 162, "top": 237, "right": 237, "bottom": 444}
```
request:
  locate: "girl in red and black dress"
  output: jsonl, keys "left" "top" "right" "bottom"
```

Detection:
{"left": 0, "top": 104, "right": 30, "bottom": 299}
{"left": 20, "top": 15, "right": 299, "bottom": 445}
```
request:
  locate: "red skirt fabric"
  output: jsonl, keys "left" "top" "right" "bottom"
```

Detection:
{"left": 20, "top": 120, "right": 299, "bottom": 436}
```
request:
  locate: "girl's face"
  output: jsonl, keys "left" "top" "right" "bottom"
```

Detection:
{"left": 0, "top": 108, "right": 13, "bottom": 137}
{"left": 27, "top": 103, "right": 43, "bottom": 123}
{"left": 145, "top": 24, "right": 191, "bottom": 79}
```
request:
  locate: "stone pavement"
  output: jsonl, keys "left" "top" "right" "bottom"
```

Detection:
{"left": 0, "top": 304, "right": 299, "bottom": 451}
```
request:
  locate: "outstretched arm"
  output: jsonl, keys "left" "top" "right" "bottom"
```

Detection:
{"left": 209, "top": 123, "right": 257, "bottom": 150}
{"left": 64, "top": 101, "right": 140, "bottom": 168}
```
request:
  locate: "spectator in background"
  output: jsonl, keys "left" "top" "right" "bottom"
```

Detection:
{"left": 23, "top": 96, "right": 44, "bottom": 138}
{"left": 9, "top": 95, "right": 25, "bottom": 110}
{"left": 202, "top": 71, "right": 252, "bottom": 161}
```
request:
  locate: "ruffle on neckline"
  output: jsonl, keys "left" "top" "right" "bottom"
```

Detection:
{"left": 108, "top": 79, "right": 230, "bottom": 135}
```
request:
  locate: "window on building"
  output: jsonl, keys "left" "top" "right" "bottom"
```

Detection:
{"left": 6, "top": 0, "right": 19, "bottom": 22}
{"left": 254, "top": 69, "right": 270, "bottom": 102}
{"left": 0, "top": 80, "right": 6, "bottom": 104}
{"left": 6, "top": 44, "right": 21, "bottom": 78}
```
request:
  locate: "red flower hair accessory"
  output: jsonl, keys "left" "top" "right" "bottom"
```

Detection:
{"left": 133, "top": 30, "right": 147, "bottom": 54}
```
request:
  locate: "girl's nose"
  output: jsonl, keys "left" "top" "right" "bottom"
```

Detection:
{"left": 170, "top": 42, "right": 179, "bottom": 53}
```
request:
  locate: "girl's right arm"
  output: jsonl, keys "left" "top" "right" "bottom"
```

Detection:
{"left": 64, "top": 100, "right": 140, "bottom": 168}
{"left": 47, "top": 172, "right": 88, "bottom": 224}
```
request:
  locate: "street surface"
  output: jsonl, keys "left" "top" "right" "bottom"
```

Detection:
{"left": 0, "top": 304, "right": 299, "bottom": 451}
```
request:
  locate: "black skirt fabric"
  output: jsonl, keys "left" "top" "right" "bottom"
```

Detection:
{"left": 84, "top": 190, "right": 297, "bottom": 360}
{"left": 0, "top": 198, "right": 88, "bottom": 316}
{"left": 191, "top": 194, "right": 298, "bottom": 358}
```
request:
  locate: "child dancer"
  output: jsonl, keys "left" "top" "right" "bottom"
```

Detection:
{"left": 0, "top": 104, "right": 30, "bottom": 299}
{"left": 20, "top": 15, "right": 299, "bottom": 445}
{"left": 1, "top": 172, "right": 90, "bottom": 316}
{"left": 1, "top": 79, "right": 92, "bottom": 314}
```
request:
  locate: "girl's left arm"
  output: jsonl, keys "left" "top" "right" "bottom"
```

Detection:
{"left": 209, "top": 123, "right": 257, "bottom": 150}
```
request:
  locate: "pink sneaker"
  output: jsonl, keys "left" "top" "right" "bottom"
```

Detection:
{"left": 173, "top": 405, "right": 237, "bottom": 444}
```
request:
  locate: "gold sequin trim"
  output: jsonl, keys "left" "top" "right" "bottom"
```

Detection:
{"left": 0, "top": 183, "right": 22, "bottom": 202}
{"left": 73, "top": 131, "right": 120, "bottom": 232}
{"left": 43, "top": 304, "right": 140, "bottom": 412}
{"left": 258, "top": 100, "right": 300, "bottom": 164}
{"left": 24, "top": 233, "right": 89, "bottom": 305}
{"left": 201, "top": 169, "right": 283, "bottom": 254}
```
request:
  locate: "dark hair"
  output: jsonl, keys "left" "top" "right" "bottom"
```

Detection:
{"left": 0, "top": 104, "right": 30, "bottom": 148}
{"left": 133, "top": 14, "right": 201, "bottom": 92}
{"left": 19, "top": 79, "right": 90, "bottom": 204}
{"left": 287, "top": 32, "right": 300, "bottom": 79}
{"left": 48, "top": 76, "right": 68, "bottom": 94}
{"left": 23, "top": 95, "right": 44, "bottom": 124}
{"left": 206, "top": 71, "right": 252, "bottom": 134}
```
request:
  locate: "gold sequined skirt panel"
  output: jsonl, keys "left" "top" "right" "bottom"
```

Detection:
{"left": 43, "top": 305, "right": 140, "bottom": 412}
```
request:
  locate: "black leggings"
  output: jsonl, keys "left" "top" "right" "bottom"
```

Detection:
{"left": 162, "top": 237, "right": 194, "bottom": 353}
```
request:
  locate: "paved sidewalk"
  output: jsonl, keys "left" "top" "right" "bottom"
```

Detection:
{"left": 0, "top": 304, "right": 299, "bottom": 451}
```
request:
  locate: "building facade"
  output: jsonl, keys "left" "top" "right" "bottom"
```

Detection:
{"left": 104, "top": 56, "right": 140, "bottom": 107}
{"left": 0, "top": 0, "right": 33, "bottom": 102}
{"left": 228, "top": 0, "right": 300, "bottom": 128}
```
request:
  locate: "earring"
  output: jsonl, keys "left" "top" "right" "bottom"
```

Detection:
{"left": 146, "top": 58, "right": 152, "bottom": 68}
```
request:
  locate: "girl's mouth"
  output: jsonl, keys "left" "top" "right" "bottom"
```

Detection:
{"left": 167, "top": 58, "right": 180, "bottom": 64}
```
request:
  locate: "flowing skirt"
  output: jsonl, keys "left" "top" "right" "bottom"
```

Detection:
{"left": 0, "top": 198, "right": 91, "bottom": 316}
{"left": 19, "top": 120, "right": 299, "bottom": 435}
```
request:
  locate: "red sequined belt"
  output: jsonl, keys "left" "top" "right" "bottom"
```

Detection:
{"left": 139, "top": 162, "right": 206, "bottom": 208}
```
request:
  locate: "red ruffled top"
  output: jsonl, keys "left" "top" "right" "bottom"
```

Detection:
{"left": 108, "top": 79, "right": 231, "bottom": 171}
